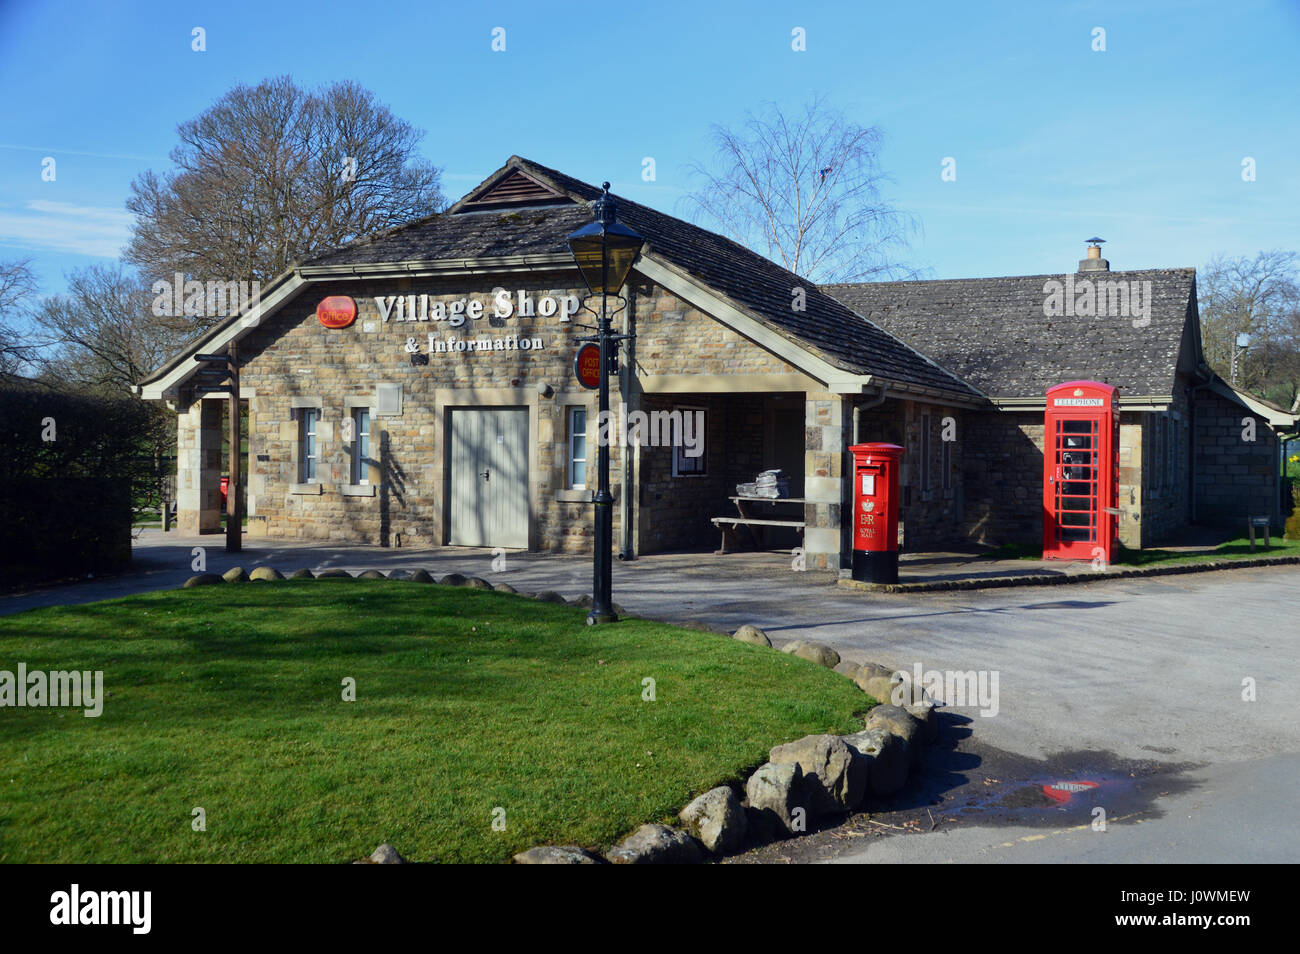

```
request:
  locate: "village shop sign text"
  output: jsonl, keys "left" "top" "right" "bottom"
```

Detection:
{"left": 385, "top": 288, "right": 580, "bottom": 357}
{"left": 377, "top": 288, "right": 581, "bottom": 325}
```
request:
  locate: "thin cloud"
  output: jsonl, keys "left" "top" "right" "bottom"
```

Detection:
{"left": 0, "top": 200, "right": 131, "bottom": 258}
{"left": 0, "top": 143, "right": 168, "bottom": 162}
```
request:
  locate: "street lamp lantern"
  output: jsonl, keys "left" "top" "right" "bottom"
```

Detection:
{"left": 566, "top": 182, "right": 645, "bottom": 625}
{"left": 1233, "top": 332, "right": 1251, "bottom": 386}
{"left": 567, "top": 189, "right": 644, "bottom": 296}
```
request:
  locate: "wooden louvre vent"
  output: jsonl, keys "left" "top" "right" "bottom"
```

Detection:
{"left": 458, "top": 169, "right": 568, "bottom": 209}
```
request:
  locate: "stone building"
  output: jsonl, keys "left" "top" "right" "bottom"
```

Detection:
{"left": 138, "top": 156, "right": 1295, "bottom": 568}
{"left": 825, "top": 247, "right": 1295, "bottom": 548}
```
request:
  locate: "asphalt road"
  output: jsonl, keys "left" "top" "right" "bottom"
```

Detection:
{"left": 4, "top": 533, "right": 1297, "bottom": 863}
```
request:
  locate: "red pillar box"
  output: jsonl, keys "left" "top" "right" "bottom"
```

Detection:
{"left": 1043, "top": 381, "right": 1120, "bottom": 564}
{"left": 849, "top": 443, "right": 904, "bottom": 584}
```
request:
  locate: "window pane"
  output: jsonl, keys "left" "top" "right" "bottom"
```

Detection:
{"left": 571, "top": 459, "right": 586, "bottom": 487}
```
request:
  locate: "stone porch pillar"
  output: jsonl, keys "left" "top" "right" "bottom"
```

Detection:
{"left": 176, "top": 398, "right": 223, "bottom": 534}
{"left": 803, "top": 390, "right": 850, "bottom": 571}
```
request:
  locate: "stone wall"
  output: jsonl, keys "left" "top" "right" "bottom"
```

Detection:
{"left": 1134, "top": 384, "right": 1191, "bottom": 546}
{"left": 180, "top": 271, "right": 628, "bottom": 551}
{"left": 953, "top": 410, "right": 1043, "bottom": 547}
{"left": 176, "top": 399, "right": 223, "bottom": 535}
{"left": 897, "top": 400, "right": 967, "bottom": 551}
{"left": 176, "top": 271, "right": 825, "bottom": 554}
{"left": 627, "top": 277, "right": 807, "bottom": 378}
{"left": 634, "top": 393, "right": 766, "bottom": 553}
{"left": 1192, "top": 387, "right": 1281, "bottom": 527}
{"left": 957, "top": 409, "right": 1154, "bottom": 549}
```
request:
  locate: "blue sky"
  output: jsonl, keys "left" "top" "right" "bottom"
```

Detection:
{"left": 1, "top": 0, "right": 1297, "bottom": 304}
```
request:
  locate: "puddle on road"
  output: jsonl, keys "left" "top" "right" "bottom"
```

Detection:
{"left": 725, "top": 737, "right": 1203, "bottom": 864}
{"left": 950, "top": 770, "right": 1127, "bottom": 820}
{"left": 918, "top": 744, "right": 1200, "bottom": 827}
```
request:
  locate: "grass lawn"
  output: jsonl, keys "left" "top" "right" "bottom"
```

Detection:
{"left": 0, "top": 581, "right": 869, "bottom": 863}
{"left": 980, "top": 535, "right": 1300, "bottom": 566}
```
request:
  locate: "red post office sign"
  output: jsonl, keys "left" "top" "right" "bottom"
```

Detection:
{"left": 574, "top": 342, "right": 602, "bottom": 390}
{"left": 316, "top": 296, "right": 357, "bottom": 329}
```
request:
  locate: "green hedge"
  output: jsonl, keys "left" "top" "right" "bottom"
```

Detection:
{"left": 0, "top": 477, "right": 132, "bottom": 580}
{"left": 1, "top": 384, "right": 153, "bottom": 582}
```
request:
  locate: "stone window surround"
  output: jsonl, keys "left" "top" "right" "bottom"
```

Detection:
{"left": 287, "top": 395, "right": 381, "bottom": 496}
{"left": 555, "top": 390, "right": 595, "bottom": 503}
{"left": 343, "top": 395, "right": 379, "bottom": 496}
{"left": 289, "top": 396, "right": 322, "bottom": 494}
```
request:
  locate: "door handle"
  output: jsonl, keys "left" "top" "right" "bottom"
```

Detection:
{"left": 480, "top": 469, "right": 490, "bottom": 482}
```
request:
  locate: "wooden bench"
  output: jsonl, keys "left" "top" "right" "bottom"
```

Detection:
{"left": 711, "top": 496, "right": 805, "bottom": 553}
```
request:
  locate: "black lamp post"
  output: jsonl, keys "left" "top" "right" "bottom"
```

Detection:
{"left": 566, "top": 182, "right": 644, "bottom": 625}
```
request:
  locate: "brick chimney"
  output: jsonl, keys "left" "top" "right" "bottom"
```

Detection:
{"left": 1079, "top": 237, "right": 1109, "bottom": 272}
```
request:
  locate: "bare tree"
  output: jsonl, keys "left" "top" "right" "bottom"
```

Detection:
{"left": 1199, "top": 250, "right": 1300, "bottom": 407}
{"left": 125, "top": 76, "right": 445, "bottom": 331}
{"left": 0, "top": 258, "right": 39, "bottom": 374}
{"left": 31, "top": 264, "right": 182, "bottom": 491}
{"left": 683, "top": 96, "right": 919, "bottom": 283}
{"left": 32, "top": 264, "right": 184, "bottom": 395}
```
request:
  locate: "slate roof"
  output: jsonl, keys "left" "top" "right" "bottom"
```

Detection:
{"left": 304, "top": 157, "right": 981, "bottom": 399}
{"left": 823, "top": 270, "right": 1199, "bottom": 400}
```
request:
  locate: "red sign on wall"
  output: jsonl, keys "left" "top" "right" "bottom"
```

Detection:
{"left": 316, "top": 296, "right": 357, "bottom": 329}
{"left": 574, "top": 342, "right": 602, "bottom": 390}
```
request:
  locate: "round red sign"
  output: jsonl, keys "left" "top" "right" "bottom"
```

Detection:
{"left": 574, "top": 342, "right": 602, "bottom": 389}
{"left": 316, "top": 295, "right": 357, "bottom": 329}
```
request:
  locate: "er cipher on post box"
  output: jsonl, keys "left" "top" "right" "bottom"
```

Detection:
{"left": 849, "top": 443, "right": 904, "bottom": 584}
{"left": 1042, "top": 381, "right": 1119, "bottom": 564}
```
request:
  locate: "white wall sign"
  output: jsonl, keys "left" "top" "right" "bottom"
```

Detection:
{"left": 376, "top": 288, "right": 580, "bottom": 326}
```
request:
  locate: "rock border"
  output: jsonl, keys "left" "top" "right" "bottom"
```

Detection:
{"left": 512, "top": 627, "right": 933, "bottom": 865}
{"left": 180, "top": 566, "right": 624, "bottom": 617}
{"left": 837, "top": 552, "right": 1300, "bottom": 593}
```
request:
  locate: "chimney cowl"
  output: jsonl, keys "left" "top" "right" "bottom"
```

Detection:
{"left": 1079, "top": 237, "right": 1109, "bottom": 272}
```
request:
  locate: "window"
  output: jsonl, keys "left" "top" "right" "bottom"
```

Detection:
{"left": 298, "top": 407, "right": 319, "bottom": 482}
{"left": 673, "top": 406, "right": 707, "bottom": 477}
{"left": 567, "top": 406, "right": 587, "bottom": 490}
{"left": 351, "top": 407, "right": 372, "bottom": 485}
{"left": 920, "top": 414, "right": 932, "bottom": 488}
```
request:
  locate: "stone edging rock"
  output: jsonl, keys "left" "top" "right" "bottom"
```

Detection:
{"left": 180, "top": 566, "right": 625, "bottom": 616}
{"left": 837, "top": 553, "right": 1300, "bottom": 593}
{"left": 509, "top": 626, "right": 932, "bottom": 865}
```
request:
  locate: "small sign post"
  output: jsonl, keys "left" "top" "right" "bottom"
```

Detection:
{"left": 1248, "top": 515, "right": 1271, "bottom": 552}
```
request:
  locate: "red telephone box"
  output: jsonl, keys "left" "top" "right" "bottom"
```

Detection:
{"left": 849, "top": 443, "right": 903, "bottom": 583}
{"left": 1043, "top": 381, "right": 1119, "bottom": 563}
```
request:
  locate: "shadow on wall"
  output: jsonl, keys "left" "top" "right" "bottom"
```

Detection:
{"left": 959, "top": 421, "right": 1044, "bottom": 547}
{"left": 379, "top": 429, "right": 409, "bottom": 547}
